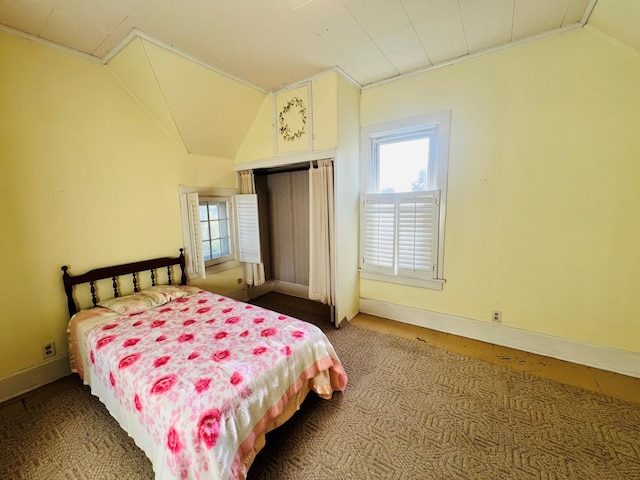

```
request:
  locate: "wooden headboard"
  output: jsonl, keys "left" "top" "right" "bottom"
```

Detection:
{"left": 61, "top": 249, "right": 187, "bottom": 317}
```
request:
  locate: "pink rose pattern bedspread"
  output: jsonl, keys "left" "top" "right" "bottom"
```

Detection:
{"left": 69, "top": 287, "right": 347, "bottom": 480}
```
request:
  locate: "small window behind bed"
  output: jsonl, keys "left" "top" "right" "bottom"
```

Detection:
{"left": 199, "top": 197, "right": 233, "bottom": 266}
{"left": 180, "top": 187, "right": 260, "bottom": 280}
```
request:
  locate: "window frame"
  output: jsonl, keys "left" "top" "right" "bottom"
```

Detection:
{"left": 360, "top": 111, "right": 450, "bottom": 290}
{"left": 370, "top": 128, "right": 438, "bottom": 193}
{"left": 179, "top": 187, "right": 241, "bottom": 279}
{"left": 198, "top": 196, "right": 234, "bottom": 268}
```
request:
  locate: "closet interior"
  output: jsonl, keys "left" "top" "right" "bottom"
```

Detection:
{"left": 249, "top": 161, "right": 334, "bottom": 323}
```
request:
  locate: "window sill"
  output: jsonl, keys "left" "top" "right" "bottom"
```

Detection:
{"left": 205, "top": 259, "right": 241, "bottom": 276}
{"left": 359, "top": 270, "right": 445, "bottom": 291}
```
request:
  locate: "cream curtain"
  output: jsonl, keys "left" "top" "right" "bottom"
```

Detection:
{"left": 238, "top": 170, "right": 265, "bottom": 287}
{"left": 308, "top": 160, "right": 335, "bottom": 305}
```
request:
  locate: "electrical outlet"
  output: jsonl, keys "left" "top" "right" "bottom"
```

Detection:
{"left": 42, "top": 342, "right": 56, "bottom": 359}
{"left": 492, "top": 310, "right": 502, "bottom": 323}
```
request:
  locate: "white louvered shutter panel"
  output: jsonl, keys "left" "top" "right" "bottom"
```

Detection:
{"left": 361, "top": 193, "right": 396, "bottom": 274}
{"left": 235, "top": 194, "right": 261, "bottom": 264}
{"left": 397, "top": 191, "right": 439, "bottom": 278}
{"left": 185, "top": 192, "right": 206, "bottom": 279}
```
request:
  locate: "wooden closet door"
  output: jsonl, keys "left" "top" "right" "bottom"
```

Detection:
{"left": 266, "top": 171, "right": 309, "bottom": 286}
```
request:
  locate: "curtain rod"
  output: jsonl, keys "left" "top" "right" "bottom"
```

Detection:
{"left": 252, "top": 159, "right": 331, "bottom": 176}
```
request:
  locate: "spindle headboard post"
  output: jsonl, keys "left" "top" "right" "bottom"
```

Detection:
{"left": 61, "top": 249, "right": 187, "bottom": 317}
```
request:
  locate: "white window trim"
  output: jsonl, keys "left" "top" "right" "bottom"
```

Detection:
{"left": 179, "top": 186, "right": 241, "bottom": 279}
{"left": 359, "top": 270, "right": 445, "bottom": 290}
{"left": 360, "top": 111, "right": 450, "bottom": 290}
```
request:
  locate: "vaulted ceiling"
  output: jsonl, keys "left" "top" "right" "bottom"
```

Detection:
{"left": 2, "top": 0, "right": 638, "bottom": 159}
{"left": 2, "top": 0, "right": 623, "bottom": 92}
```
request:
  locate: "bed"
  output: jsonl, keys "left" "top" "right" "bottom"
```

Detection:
{"left": 62, "top": 250, "right": 347, "bottom": 480}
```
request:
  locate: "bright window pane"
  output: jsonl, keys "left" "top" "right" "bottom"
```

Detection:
{"left": 219, "top": 218, "right": 229, "bottom": 238}
{"left": 211, "top": 239, "right": 221, "bottom": 258}
{"left": 209, "top": 219, "right": 220, "bottom": 239}
{"left": 202, "top": 241, "right": 212, "bottom": 261}
{"left": 208, "top": 203, "right": 219, "bottom": 220}
{"left": 200, "top": 222, "right": 210, "bottom": 241}
{"left": 378, "top": 137, "right": 429, "bottom": 193}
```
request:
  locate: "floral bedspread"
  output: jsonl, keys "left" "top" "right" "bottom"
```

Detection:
{"left": 68, "top": 287, "right": 347, "bottom": 480}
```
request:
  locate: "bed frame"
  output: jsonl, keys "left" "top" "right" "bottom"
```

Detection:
{"left": 61, "top": 249, "right": 187, "bottom": 317}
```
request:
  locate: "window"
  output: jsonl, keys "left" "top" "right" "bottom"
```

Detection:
{"left": 199, "top": 198, "right": 233, "bottom": 266}
{"left": 180, "top": 187, "right": 260, "bottom": 280}
{"left": 360, "top": 111, "right": 450, "bottom": 290}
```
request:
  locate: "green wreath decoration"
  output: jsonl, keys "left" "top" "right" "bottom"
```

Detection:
{"left": 278, "top": 96, "right": 307, "bottom": 142}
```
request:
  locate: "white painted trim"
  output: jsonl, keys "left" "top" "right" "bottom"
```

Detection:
{"left": 0, "top": 25, "right": 268, "bottom": 94}
{"left": 234, "top": 148, "right": 336, "bottom": 171}
{"left": 123, "top": 29, "right": 268, "bottom": 93}
{"left": 359, "top": 298, "right": 640, "bottom": 379}
{"left": 247, "top": 279, "right": 310, "bottom": 300}
{"left": 270, "top": 280, "right": 310, "bottom": 299}
{"left": 0, "top": 356, "right": 71, "bottom": 404}
{"left": 360, "top": 270, "right": 444, "bottom": 290}
{"left": 0, "top": 24, "right": 101, "bottom": 63}
{"left": 272, "top": 66, "right": 361, "bottom": 93}
{"left": 1, "top": 0, "right": 599, "bottom": 95}
{"left": 581, "top": 0, "right": 600, "bottom": 24}
{"left": 583, "top": 25, "right": 640, "bottom": 59}
{"left": 363, "top": 23, "right": 587, "bottom": 90}
{"left": 247, "top": 279, "right": 277, "bottom": 299}
{"left": 100, "top": 28, "right": 139, "bottom": 64}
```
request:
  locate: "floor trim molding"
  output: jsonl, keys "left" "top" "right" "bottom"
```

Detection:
{"left": 249, "top": 280, "right": 309, "bottom": 300}
{"left": 359, "top": 298, "right": 640, "bottom": 379}
{"left": 0, "top": 356, "right": 71, "bottom": 404}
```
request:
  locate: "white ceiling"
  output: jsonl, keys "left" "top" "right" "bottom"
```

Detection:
{"left": 0, "top": 0, "right": 597, "bottom": 92}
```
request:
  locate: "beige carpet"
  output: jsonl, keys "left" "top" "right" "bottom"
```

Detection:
{"left": 2, "top": 307, "right": 639, "bottom": 479}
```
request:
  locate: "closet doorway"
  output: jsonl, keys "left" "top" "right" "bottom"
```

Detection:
{"left": 250, "top": 160, "right": 336, "bottom": 324}
{"left": 256, "top": 166, "right": 310, "bottom": 288}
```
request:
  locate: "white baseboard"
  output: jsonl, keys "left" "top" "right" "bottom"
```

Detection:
{"left": 0, "top": 356, "right": 71, "bottom": 404}
{"left": 247, "top": 280, "right": 274, "bottom": 299}
{"left": 248, "top": 280, "right": 310, "bottom": 300}
{"left": 359, "top": 298, "right": 640, "bottom": 379}
{"left": 271, "top": 280, "right": 310, "bottom": 299}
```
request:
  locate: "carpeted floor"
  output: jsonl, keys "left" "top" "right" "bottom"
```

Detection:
{"left": 2, "top": 295, "right": 639, "bottom": 479}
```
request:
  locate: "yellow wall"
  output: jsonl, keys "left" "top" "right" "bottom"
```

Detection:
{"left": 589, "top": 0, "right": 640, "bottom": 52}
{"left": 0, "top": 31, "right": 238, "bottom": 379}
{"left": 312, "top": 73, "right": 339, "bottom": 151}
{"left": 138, "top": 40, "right": 265, "bottom": 158}
{"left": 190, "top": 266, "right": 244, "bottom": 296}
{"left": 3, "top": 14, "right": 639, "bottom": 386}
{"left": 235, "top": 95, "right": 275, "bottom": 162}
{"left": 334, "top": 75, "right": 361, "bottom": 323}
{"left": 361, "top": 28, "right": 640, "bottom": 353}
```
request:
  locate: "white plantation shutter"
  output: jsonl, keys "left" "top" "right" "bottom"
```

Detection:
{"left": 185, "top": 192, "right": 206, "bottom": 279}
{"left": 362, "top": 194, "right": 396, "bottom": 274}
{"left": 235, "top": 194, "right": 261, "bottom": 264}
{"left": 397, "top": 191, "right": 439, "bottom": 276}
{"left": 361, "top": 190, "right": 440, "bottom": 279}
